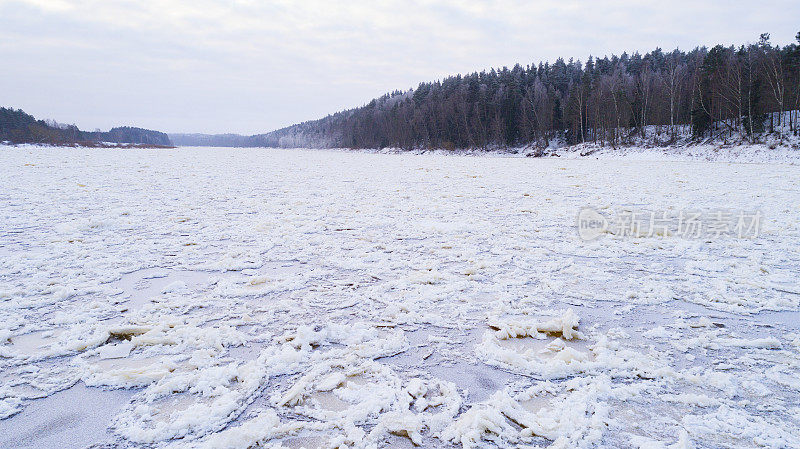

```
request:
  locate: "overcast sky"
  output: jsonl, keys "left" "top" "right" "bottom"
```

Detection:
{"left": 1, "top": 1, "right": 798, "bottom": 135}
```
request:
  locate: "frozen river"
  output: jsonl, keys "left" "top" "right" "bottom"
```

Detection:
{"left": 1, "top": 146, "right": 799, "bottom": 448}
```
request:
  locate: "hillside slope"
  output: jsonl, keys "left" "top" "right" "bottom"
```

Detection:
{"left": 0, "top": 107, "right": 172, "bottom": 146}
{"left": 176, "top": 33, "right": 800, "bottom": 152}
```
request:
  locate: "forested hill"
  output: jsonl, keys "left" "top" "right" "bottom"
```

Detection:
{"left": 209, "top": 32, "right": 800, "bottom": 151}
{"left": 0, "top": 107, "right": 172, "bottom": 146}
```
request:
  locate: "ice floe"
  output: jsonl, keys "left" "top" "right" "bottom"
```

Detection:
{"left": 1, "top": 146, "right": 800, "bottom": 448}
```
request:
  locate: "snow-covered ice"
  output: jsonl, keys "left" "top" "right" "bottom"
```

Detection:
{"left": 1, "top": 146, "right": 800, "bottom": 448}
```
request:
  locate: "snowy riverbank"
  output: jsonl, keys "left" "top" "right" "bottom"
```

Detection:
{"left": 363, "top": 141, "right": 800, "bottom": 165}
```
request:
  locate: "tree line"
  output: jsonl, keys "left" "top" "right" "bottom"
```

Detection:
{"left": 0, "top": 107, "right": 172, "bottom": 146}
{"left": 259, "top": 32, "right": 800, "bottom": 150}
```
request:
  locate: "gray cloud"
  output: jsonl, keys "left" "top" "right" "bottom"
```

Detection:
{"left": 1, "top": 0, "right": 797, "bottom": 134}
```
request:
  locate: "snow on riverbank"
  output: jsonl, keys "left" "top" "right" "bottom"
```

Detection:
{"left": 1, "top": 146, "right": 799, "bottom": 448}
{"left": 554, "top": 141, "right": 800, "bottom": 165}
{"left": 372, "top": 142, "right": 800, "bottom": 165}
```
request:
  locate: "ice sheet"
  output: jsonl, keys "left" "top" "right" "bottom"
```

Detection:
{"left": 1, "top": 146, "right": 799, "bottom": 448}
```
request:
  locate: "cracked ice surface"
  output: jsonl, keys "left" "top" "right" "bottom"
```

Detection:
{"left": 1, "top": 146, "right": 800, "bottom": 449}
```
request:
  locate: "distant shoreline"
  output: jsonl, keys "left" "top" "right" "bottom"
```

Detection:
{"left": 1, "top": 141, "right": 175, "bottom": 149}
{"left": 6, "top": 141, "right": 798, "bottom": 165}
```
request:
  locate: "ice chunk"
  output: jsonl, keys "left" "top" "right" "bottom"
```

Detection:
{"left": 276, "top": 374, "right": 313, "bottom": 407}
{"left": 490, "top": 309, "right": 583, "bottom": 341}
{"left": 716, "top": 337, "right": 781, "bottom": 349}
{"left": 160, "top": 280, "right": 188, "bottom": 293}
{"left": 316, "top": 372, "right": 346, "bottom": 392}
{"left": 98, "top": 341, "right": 134, "bottom": 359}
{"left": 378, "top": 411, "right": 424, "bottom": 445}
